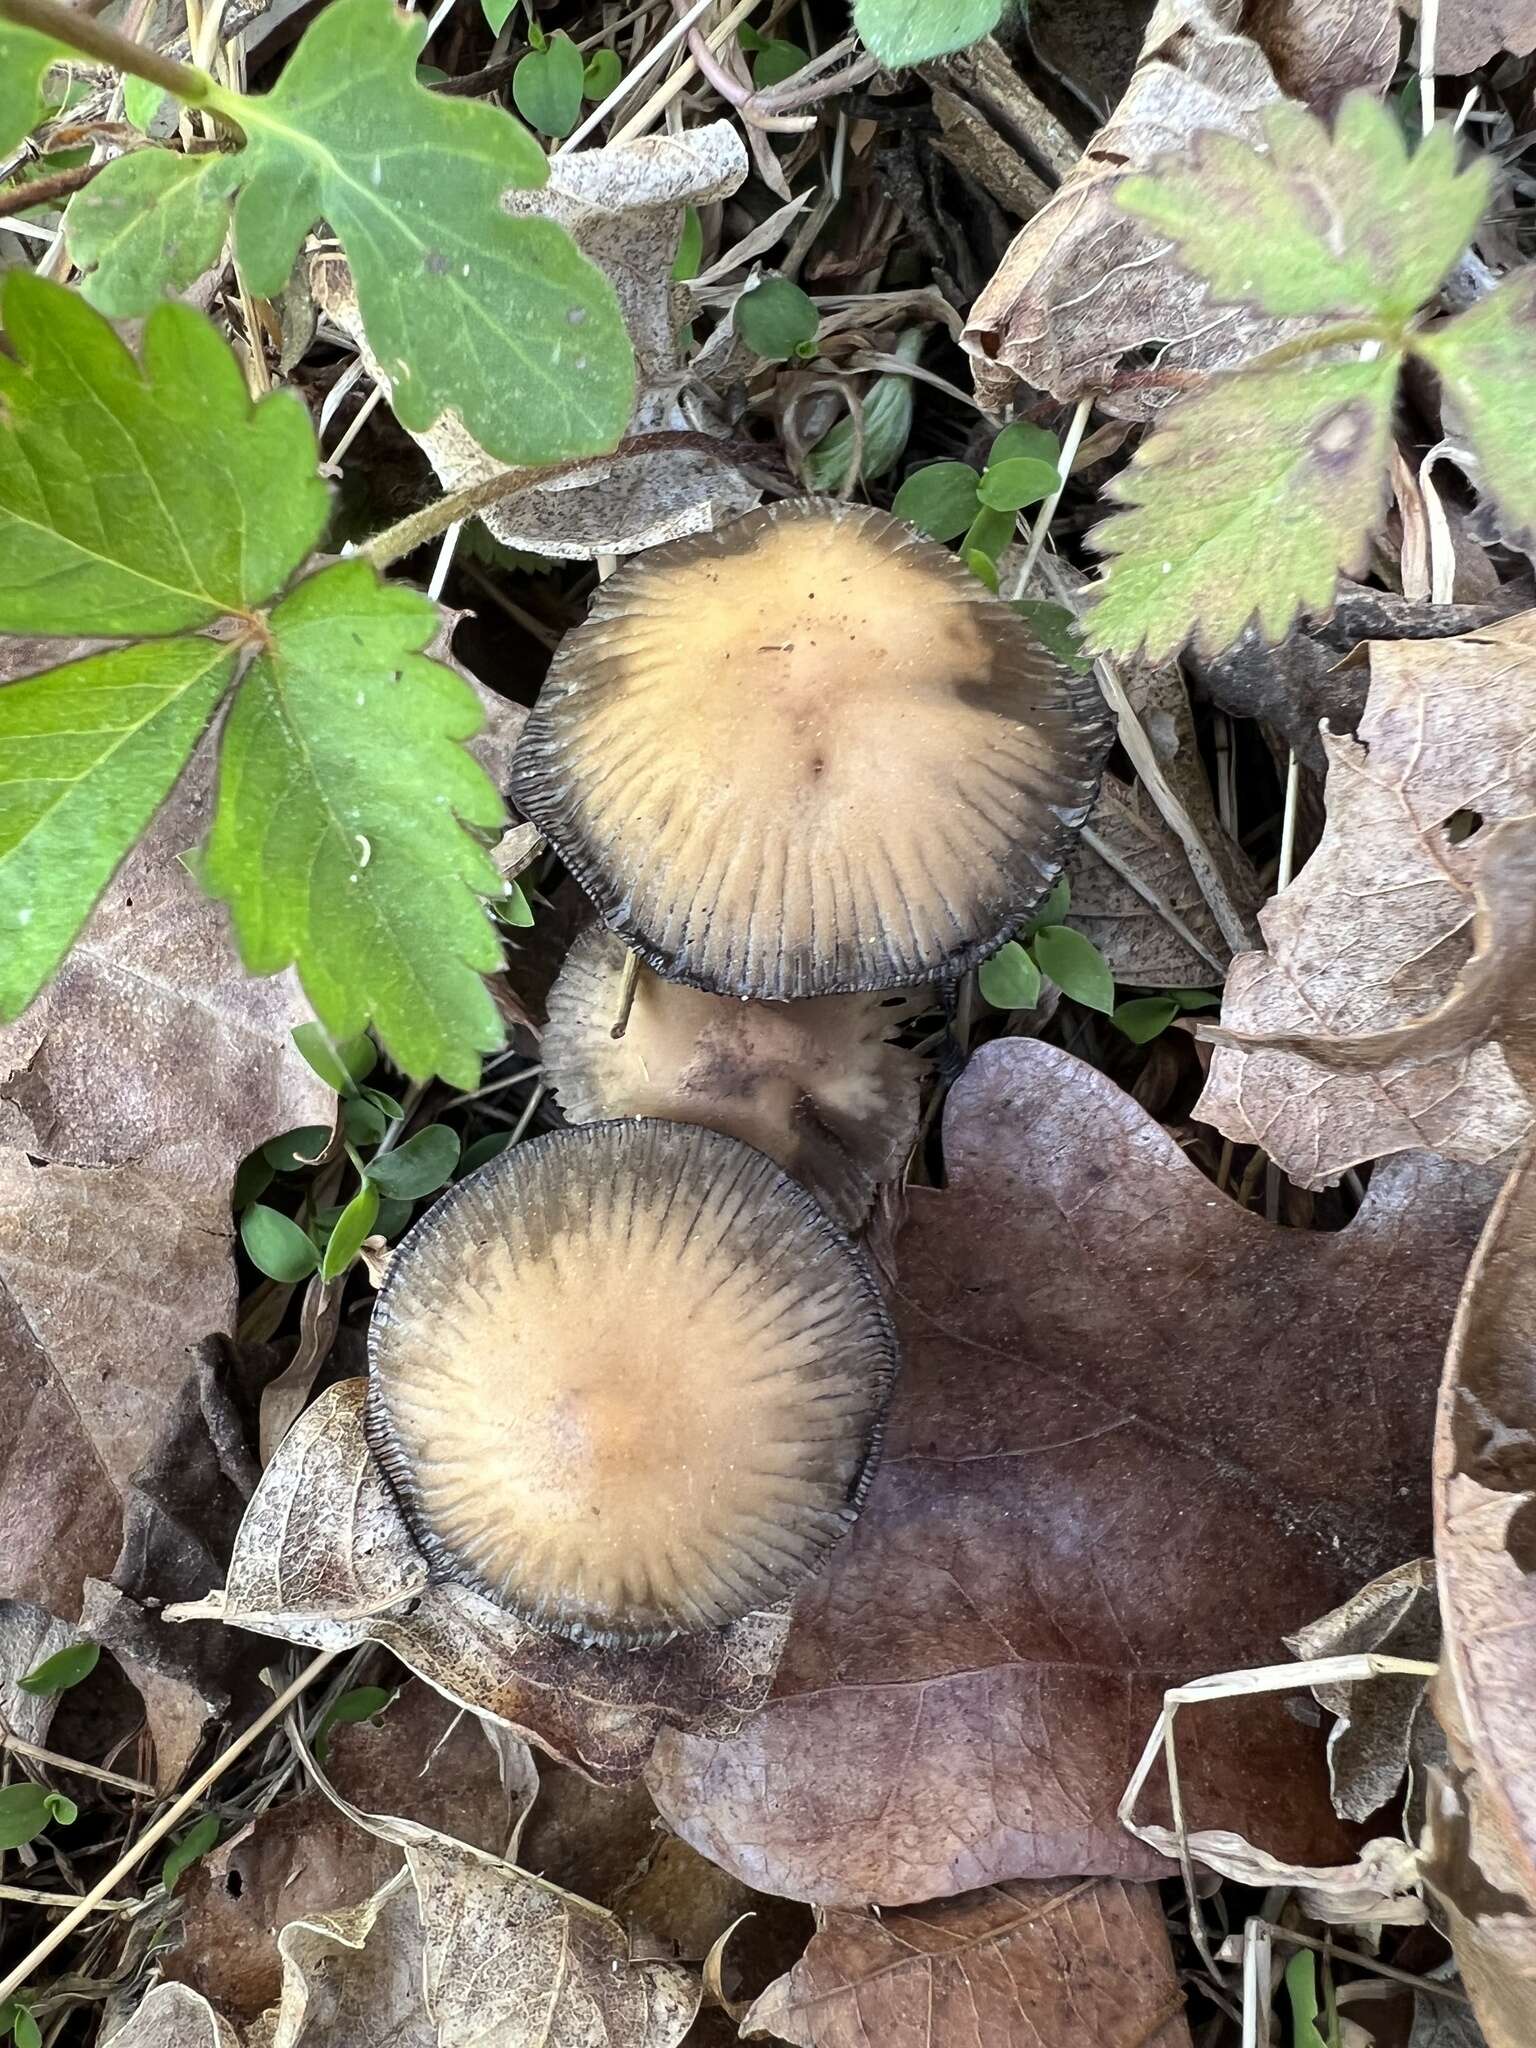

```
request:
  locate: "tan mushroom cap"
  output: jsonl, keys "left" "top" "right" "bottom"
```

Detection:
{"left": 365, "top": 1119, "right": 896, "bottom": 1647}
{"left": 544, "top": 926, "right": 924, "bottom": 1229}
{"left": 509, "top": 499, "right": 1110, "bottom": 999}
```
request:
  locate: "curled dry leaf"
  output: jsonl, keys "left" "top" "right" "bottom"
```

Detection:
{"left": 0, "top": 744, "right": 332, "bottom": 1622}
{"left": 314, "top": 124, "right": 760, "bottom": 560}
{"left": 102, "top": 1983, "right": 239, "bottom": 2048}
{"left": 962, "top": 0, "right": 1397, "bottom": 419}
{"left": 741, "top": 1879, "right": 1192, "bottom": 2048}
{"left": 1195, "top": 614, "right": 1536, "bottom": 1189}
{"left": 171, "top": 1380, "right": 790, "bottom": 1783}
{"left": 0, "top": 1598, "right": 82, "bottom": 1749}
{"left": 647, "top": 1039, "right": 1495, "bottom": 1907}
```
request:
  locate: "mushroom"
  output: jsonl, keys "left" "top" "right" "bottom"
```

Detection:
{"left": 509, "top": 499, "right": 1110, "bottom": 999}
{"left": 365, "top": 1118, "right": 897, "bottom": 1647}
{"left": 543, "top": 925, "right": 924, "bottom": 1229}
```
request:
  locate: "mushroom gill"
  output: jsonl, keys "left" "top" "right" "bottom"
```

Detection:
{"left": 543, "top": 926, "right": 924, "bottom": 1229}
{"left": 508, "top": 498, "right": 1110, "bottom": 999}
{"left": 365, "top": 1119, "right": 896, "bottom": 1648}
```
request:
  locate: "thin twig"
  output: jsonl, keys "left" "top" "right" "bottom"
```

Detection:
{"left": 2, "top": 1736, "right": 155, "bottom": 1800}
{"left": 557, "top": 0, "right": 715, "bottom": 153}
{"left": 0, "top": 158, "right": 108, "bottom": 218}
{"left": 1015, "top": 394, "right": 1091, "bottom": 591}
{"left": 1276, "top": 752, "right": 1300, "bottom": 894}
{"left": 0, "top": 0, "right": 221, "bottom": 108}
{"left": 609, "top": 0, "right": 765, "bottom": 145}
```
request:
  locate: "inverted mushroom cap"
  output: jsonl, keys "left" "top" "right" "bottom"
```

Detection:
{"left": 544, "top": 926, "right": 924, "bottom": 1229}
{"left": 365, "top": 1119, "right": 896, "bottom": 1647}
{"left": 509, "top": 499, "right": 1110, "bottom": 999}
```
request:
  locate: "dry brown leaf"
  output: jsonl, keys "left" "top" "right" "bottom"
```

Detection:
{"left": 1195, "top": 615, "right": 1536, "bottom": 1189}
{"left": 103, "top": 1984, "right": 240, "bottom": 2048}
{"left": 172, "top": 1380, "right": 790, "bottom": 1783}
{"left": 1069, "top": 772, "right": 1235, "bottom": 983}
{"left": 741, "top": 1879, "right": 1191, "bottom": 2047}
{"left": 269, "top": 1879, "right": 430, "bottom": 2048}
{"left": 0, "top": 751, "right": 333, "bottom": 1630}
{"left": 963, "top": 0, "right": 1397, "bottom": 419}
{"left": 1400, "top": 0, "right": 1536, "bottom": 70}
{"left": 647, "top": 1038, "right": 1495, "bottom": 1907}
{"left": 315, "top": 124, "right": 759, "bottom": 560}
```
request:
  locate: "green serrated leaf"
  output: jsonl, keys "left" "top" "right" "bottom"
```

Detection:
{"left": 66, "top": 0, "right": 635, "bottom": 469}
{"left": 0, "top": 274, "right": 326, "bottom": 636}
{"left": 202, "top": 560, "right": 507, "bottom": 1087}
{"left": 977, "top": 455, "right": 1059, "bottom": 512}
{"left": 893, "top": 460, "right": 980, "bottom": 541}
{"left": 736, "top": 277, "right": 819, "bottom": 361}
{"left": 365, "top": 1123, "right": 460, "bottom": 1198}
{"left": 0, "top": 638, "right": 239, "bottom": 1022}
{"left": 19, "top": 1642, "right": 99, "bottom": 1696}
{"left": 1112, "top": 996, "right": 1179, "bottom": 1044}
{"left": 1416, "top": 267, "right": 1536, "bottom": 550}
{"left": 0, "top": 24, "right": 67, "bottom": 156}
{"left": 977, "top": 940, "right": 1041, "bottom": 1011}
{"left": 162, "top": 1814, "right": 220, "bottom": 1893}
{"left": 321, "top": 1179, "right": 380, "bottom": 1280}
{"left": 1086, "top": 352, "right": 1400, "bottom": 662}
{"left": 1118, "top": 93, "right": 1489, "bottom": 324}
{"left": 853, "top": 0, "right": 1003, "bottom": 67}
{"left": 582, "top": 48, "right": 622, "bottom": 100}
{"left": 241, "top": 1203, "right": 321, "bottom": 1283}
{"left": 1032, "top": 925, "right": 1114, "bottom": 1012}
{"left": 514, "top": 30, "right": 583, "bottom": 137}
{"left": 0, "top": 1784, "right": 53, "bottom": 1851}
{"left": 989, "top": 421, "right": 1058, "bottom": 469}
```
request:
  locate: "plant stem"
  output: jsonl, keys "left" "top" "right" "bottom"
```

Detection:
{"left": 0, "top": 0, "right": 221, "bottom": 107}
{"left": 0, "top": 157, "right": 107, "bottom": 218}
{"left": 359, "top": 430, "right": 770, "bottom": 572}
{"left": 1250, "top": 317, "right": 1403, "bottom": 371}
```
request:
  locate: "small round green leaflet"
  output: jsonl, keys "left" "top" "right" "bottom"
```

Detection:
{"left": 344, "top": 1096, "right": 390, "bottom": 1149}
{"left": 892, "top": 461, "right": 980, "bottom": 542}
{"left": 11, "top": 2007, "right": 41, "bottom": 2048}
{"left": 365, "top": 1125, "right": 461, "bottom": 1200}
{"left": 292, "top": 1022, "right": 376, "bottom": 1096}
{"left": 232, "top": 1154, "right": 274, "bottom": 1212}
{"left": 672, "top": 206, "right": 704, "bottom": 282}
{"left": 1032, "top": 925, "right": 1115, "bottom": 1013}
{"left": 1026, "top": 875, "right": 1071, "bottom": 935}
{"left": 513, "top": 30, "right": 584, "bottom": 138}
{"left": 0, "top": 1784, "right": 66, "bottom": 1851}
{"left": 263, "top": 1126, "right": 332, "bottom": 1174}
{"left": 162, "top": 1814, "right": 220, "bottom": 1894}
{"left": 42, "top": 1793, "right": 76, "bottom": 1827}
{"left": 751, "top": 36, "right": 808, "bottom": 87}
{"left": 582, "top": 48, "right": 621, "bottom": 100}
{"left": 322, "top": 1180, "right": 381, "bottom": 1282}
{"left": 1112, "top": 996, "right": 1180, "bottom": 1045}
{"left": 977, "top": 456, "right": 1061, "bottom": 513}
{"left": 459, "top": 1130, "right": 515, "bottom": 1176}
{"left": 1014, "top": 598, "right": 1090, "bottom": 674}
{"left": 18, "top": 1642, "right": 99, "bottom": 1696}
{"left": 375, "top": 1197, "right": 415, "bottom": 1239}
{"left": 978, "top": 941, "right": 1042, "bottom": 1012}
{"left": 314, "top": 1685, "right": 396, "bottom": 1760}
{"left": 241, "top": 1205, "right": 321, "bottom": 1284}
{"left": 990, "top": 421, "right": 1060, "bottom": 469}
{"left": 736, "top": 278, "right": 819, "bottom": 362}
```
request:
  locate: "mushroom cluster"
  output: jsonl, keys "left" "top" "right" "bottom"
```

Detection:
{"left": 368, "top": 497, "right": 1107, "bottom": 1647}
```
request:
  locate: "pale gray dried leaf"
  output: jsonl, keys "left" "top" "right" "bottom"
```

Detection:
{"left": 1195, "top": 614, "right": 1536, "bottom": 1188}
{"left": 0, "top": 1600, "right": 81, "bottom": 1748}
{"left": 271, "top": 1878, "right": 430, "bottom": 2048}
{"left": 80, "top": 1580, "right": 222, "bottom": 1794}
{"left": 1069, "top": 772, "right": 1235, "bottom": 983}
{"left": 1286, "top": 1560, "right": 1442, "bottom": 1824}
{"left": 1411, "top": 1989, "right": 1492, "bottom": 2047}
{"left": 1400, "top": 0, "right": 1536, "bottom": 70}
{"left": 314, "top": 124, "right": 758, "bottom": 560}
{"left": 103, "top": 1983, "right": 240, "bottom": 2048}
{"left": 172, "top": 1381, "right": 790, "bottom": 1782}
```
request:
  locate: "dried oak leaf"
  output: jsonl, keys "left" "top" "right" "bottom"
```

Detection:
{"left": 962, "top": 0, "right": 1397, "bottom": 419}
{"left": 314, "top": 124, "right": 759, "bottom": 560}
{"left": 647, "top": 1038, "right": 1495, "bottom": 1907}
{"left": 171, "top": 1379, "right": 790, "bottom": 1784}
{"left": 0, "top": 749, "right": 333, "bottom": 1622}
{"left": 1195, "top": 614, "right": 1536, "bottom": 1189}
{"left": 741, "top": 1879, "right": 1191, "bottom": 2048}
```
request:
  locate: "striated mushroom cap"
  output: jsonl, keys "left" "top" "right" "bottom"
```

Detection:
{"left": 544, "top": 925, "right": 924, "bottom": 1228}
{"left": 509, "top": 499, "right": 1110, "bottom": 999}
{"left": 365, "top": 1119, "right": 897, "bottom": 1648}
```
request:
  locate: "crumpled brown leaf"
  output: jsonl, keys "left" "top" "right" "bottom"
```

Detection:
{"left": 962, "top": 0, "right": 1397, "bottom": 419}
{"left": 647, "top": 1038, "right": 1495, "bottom": 1907}
{"left": 1195, "top": 615, "right": 1536, "bottom": 1189}
{"left": 171, "top": 1380, "right": 790, "bottom": 1784}
{"left": 741, "top": 1879, "right": 1192, "bottom": 2047}
{"left": 315, "top": 123, "right": 760, "bottom": 560}
{"left": 1069, "top": 770, "right": 1238, "bottom": 984}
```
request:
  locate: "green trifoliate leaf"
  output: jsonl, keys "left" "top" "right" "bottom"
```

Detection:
{"left": 853, "top": 0, "right": 1003, "bottom": 67}
{"left": 1032, "top": 926, "right": 1114, "bottom": 1013}
{"left": 241, "top": 1204, "right": 321, "bottom": 1283}
{"left": 736, "top": 277, "right": 819, "bottom": 361}
{"left": 1415, "top": 269, "right": 1536, "bottom": 550}
{"left": 514, "top": 30, "right": 583, "bottom": 137}
{"left": 1118, "top": 93, "right": 1490, "bottom": 324}
{"left": 0, "top": 638, "right": 239, "bottom": 1022}
{"left": 19, "top": 1642, "right": 99, "bottom": 1695}
{"left": 0, "top": 24, "right": 67, "bottom": 154}
{"left": 321, "top": 1179, "right": 380, "bottom": 1280}
{"left": 162, "top": 1815, "right": 220, "bottom": 1893}
{"left": 1112, "top": 996, "right": 1180, "bottom": 1044}
{"left": 1087, "top": 352, "right": 1400, "bottom": 662}
{"left": 0, "top": 274, "right": 326, "bottom": 636}
{"left": 893, "top": 460, "right": 981, "bottom": 542}
{"left": 977, "top": 456, "right": 1059, "bottom": 512}
{"left": 66, "top": 0, "right": 635, "bottom": 469}
{"left": 201, "top": 562, "right": 507, "bottom": 1087}
{"left": 364, "top": 1123, "right": 460, "bottom": 1198}
{"left": 978, "top": 940, "right": 1041, "bottom": 1011}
